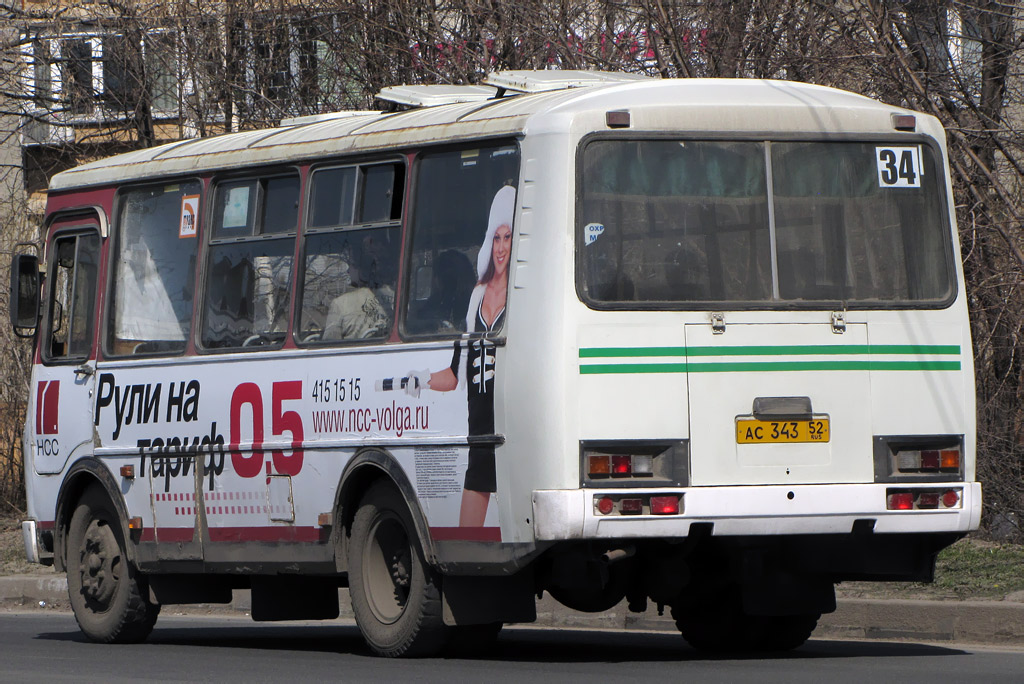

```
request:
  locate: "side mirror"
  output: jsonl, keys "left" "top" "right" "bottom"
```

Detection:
{"left": 10, "top": 253, "right": 40, "bottom": 336}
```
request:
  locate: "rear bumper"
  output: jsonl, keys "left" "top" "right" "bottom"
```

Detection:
{"left": 532, "top": 482, "right": 982, "bottom": 541}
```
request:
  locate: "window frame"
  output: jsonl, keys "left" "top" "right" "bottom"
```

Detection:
{"left": 41, "top": 228, "right": 102, "bottom": 366}
{"left": 294, "top": 156, "right": 407, "bottom": 348}
{"left": 574, "top": 131, "right": 959, "bottom": 312}
{"left": 198, "top": 167, "right": 302, "bottom": 353}
{"left": 103, "top": 177, "right": 205, "bottom": 360}
{"left": 399, "top": 138, "right": 522, "bottom": 342}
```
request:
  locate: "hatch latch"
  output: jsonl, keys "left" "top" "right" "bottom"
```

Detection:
{"left": 831, "top": 310, "right": 847, "bottom": 334}
{"left": 711, "top": 312, "right": 726, "bottom": 335}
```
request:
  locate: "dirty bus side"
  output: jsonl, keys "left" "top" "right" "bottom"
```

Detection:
{"left": 12, "top": 75, "right": 978, "bottom": 656}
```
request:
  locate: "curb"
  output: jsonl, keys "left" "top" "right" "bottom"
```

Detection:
{"left": 3, "top": 574, "right": 1023, "bottom": 646}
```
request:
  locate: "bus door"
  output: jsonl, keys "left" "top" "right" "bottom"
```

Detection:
{"left": 32, "top": 225, "right": 102, "bottom": 475}
{"left": 684, "top": 319, "right": 871, "bottom": 487}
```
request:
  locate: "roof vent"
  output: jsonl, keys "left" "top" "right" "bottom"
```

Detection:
{"left": 279, "top": 111, "right": 383, "bottom": 127}
{"left": 375, "top": 84, "right": 498, "bottom": 108}
{"left": 482, "top": 69, "right": 650, "bottom": 94}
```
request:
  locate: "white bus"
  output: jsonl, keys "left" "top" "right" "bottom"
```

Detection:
{"left": 12, "top": 71, "right": 979, "bottom": 656}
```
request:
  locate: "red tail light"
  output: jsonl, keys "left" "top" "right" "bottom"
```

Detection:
{"left": 942, "top": 490, "right": 960, "bottom": 508}
{"left": 650, "top": 496, "right": 679, "bottom": 515}
{"left": 612, "top": 454, "right": 631, "bottom": 476}
{"left": 596, "top": 496, "right": 615, "bottom": 515}
{"left": 620, "top": 498, "right": 643, "bottom": 514}
{"left": 887, "top": 492, "right": 914, "bottom": 510}
{"left": 920, "top": 450, "right": 940, "bottom": 470}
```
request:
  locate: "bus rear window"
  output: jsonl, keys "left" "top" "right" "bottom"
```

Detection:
{"left": 578, "top": 139, "right": 953, "bottom": 308}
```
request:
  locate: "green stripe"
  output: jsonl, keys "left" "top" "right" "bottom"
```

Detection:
{"left": 579, "top": 347, "right": 687, "bottom": 358}
{"left": 579, "top": 344, "right": 960, "bottom": 358}
{"left": 580, "top": 363, "right": 689, "bottom": 374}
{"left": 580, "top": 360, "right": 960, "bottom": 374}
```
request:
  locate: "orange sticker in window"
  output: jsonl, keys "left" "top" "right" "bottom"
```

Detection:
{"left": 179, "top": 194, "right": 199, "bottom": 238}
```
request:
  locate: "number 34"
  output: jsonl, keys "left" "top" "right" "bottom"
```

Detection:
{"left": 876, "top": 146, "right": 922, "bottom": 188}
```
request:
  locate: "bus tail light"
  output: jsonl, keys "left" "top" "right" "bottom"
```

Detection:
{"left": 887, "top": 492, "right": 914, "bottom": 510}
{"left": 650, "top": 496, "right": 679, "bottom": 515}
{"left": 620, "top": 498, "right": 643, "bottom": 514}
{"left": 589, "top": 455, "right": 611, "bottom": 476}
{"left": 593, "top": 493, "right": 685, "bottom": 516}
{"left": 940, "top": 450, "right": 960, "bottom": 470}
{"left": 581, "top": 441, "right": 688, "bottom": 487}
{"left": 877, "top": 437, "right": 964, "bottom": 481}
{"left": 887, "top": 488, "right": 963, "bottom": 510}
{"left": 895, "top": 447, "right": 959, "bottom": 472}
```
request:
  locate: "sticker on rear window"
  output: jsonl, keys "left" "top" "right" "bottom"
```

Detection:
{"left": 584, "top": 222, "right": 605, "bottom": 245}
{"left": 876, "top": 146, "right": 923, "bottom": 188}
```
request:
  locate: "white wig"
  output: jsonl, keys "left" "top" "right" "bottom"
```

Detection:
{"left": 477, "top": 185, "right": 516, "bottom": 281}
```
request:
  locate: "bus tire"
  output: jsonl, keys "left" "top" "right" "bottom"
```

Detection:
{"left": 66, "top": 486, "right": 159, "bottom": 643}
{"left": 349, "top": 482, "right": 448, "bottom": 657}
{"left": 751, "top": 614, "right": 819, "bottom": 651}
{"left": 672, "top": 598, "right": 818, "bottom": 652}
{"left": 672, "top": 600, "right": 749, "bottom": 653}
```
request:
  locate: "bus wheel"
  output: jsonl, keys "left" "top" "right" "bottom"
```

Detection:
{"left": 349, "top": 482, "right": 448, "bottom": 657}
{"left": 66, "top": 486, "right": 159, "bottom": 643}
{"left": 672, "top": 598, "right": 818, "bottom": 652}
{"left": 749, "top": 614, "right": 819, "bottom": 651}
{"left": 671, "top": 599, "right": 749, "bottom": 653}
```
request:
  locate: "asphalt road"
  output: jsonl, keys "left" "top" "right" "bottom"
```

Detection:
{"left": 2, "top": 611, "right": 1024, "bottom": 684}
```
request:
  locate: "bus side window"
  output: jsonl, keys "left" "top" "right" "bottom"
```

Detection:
{"left": 45, "top": 232, "right": 100, "bottom": 362}
{"left": 298, "top": 162, "right": 403, "bottom": 345}
{"left": 403, "top": 143, "right": 520, "bottom": 337}
{"left": 108, "top": 182, "right": 202, "bottom": 356}
{"left": 201, "top": 173, "right": 299, "bottom": 350}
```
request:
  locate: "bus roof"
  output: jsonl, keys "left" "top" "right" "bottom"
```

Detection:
{"left": 47, "top": 77, "right": 929, "bottom": 192}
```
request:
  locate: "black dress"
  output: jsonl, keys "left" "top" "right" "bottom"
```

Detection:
{"left": 449, "top": 302, "right": 504, "bottom": 493}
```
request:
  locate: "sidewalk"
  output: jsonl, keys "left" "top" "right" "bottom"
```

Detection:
{"left": 3, "top": 573, "right": 1023, "bottom": 646}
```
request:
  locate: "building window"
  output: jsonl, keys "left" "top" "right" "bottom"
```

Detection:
{"left": 59, "top": 37, "right": 97, "bottom": 115}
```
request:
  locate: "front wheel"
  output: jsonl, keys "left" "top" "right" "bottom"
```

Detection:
{"left": 348, "top": 482, "right": 449, "bottom": 657}
{"left": 66, "top": 486, "right": 159, "bottom": 643}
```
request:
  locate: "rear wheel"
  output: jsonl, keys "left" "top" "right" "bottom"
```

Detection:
{"left": 751, "top": 614, "right": 819, "bottom": 651}
{"left": 672, "top": 596, "right": 749, "bottom": 653}
{"left": 672, "top": 591, "right": 818, "bottom": 653}
{"left": 349, "top": 482, "right": 449, "bottom": 657}
{"left": 66, "top": 486, "right": 159, "bottom": 643}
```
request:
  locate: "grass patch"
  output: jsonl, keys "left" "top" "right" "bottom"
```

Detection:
{"left": 928, "top": 538, "right": 1024, "bottom": 598}
{"left": 837, "top": 537, "right": 1024, "bottom": 600}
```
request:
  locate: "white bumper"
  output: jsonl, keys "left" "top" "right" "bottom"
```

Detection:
{"left": 532, "top": 482, "right": 982, "bottom": 540}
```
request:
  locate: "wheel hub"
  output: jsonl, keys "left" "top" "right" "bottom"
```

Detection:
{"left": 364, "top": 515, "right": 413, "bottom": 624}
{"left": 78, "top": 520, "right": 121, "bottom": 609}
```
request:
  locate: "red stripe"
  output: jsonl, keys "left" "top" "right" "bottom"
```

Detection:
{"left": 37, "top": 520, "right": 55, "bottom": 530}
{"left": 429, "top": 527, "right": 501, "bottom": 542}
{"left": 157, "top": 527, "right": 195, "bottom": 543}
